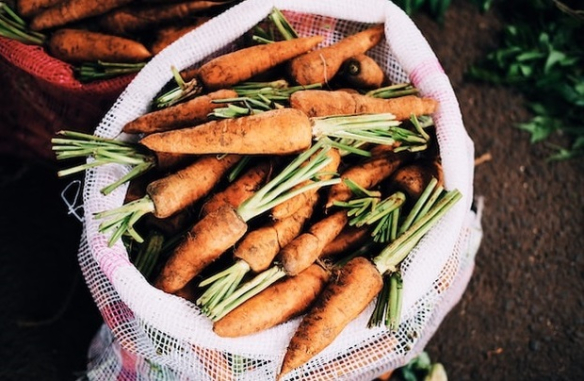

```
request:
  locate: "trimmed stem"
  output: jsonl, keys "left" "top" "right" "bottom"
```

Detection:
{"left": 94, "top": 196, "right": 156, "bottom": 246}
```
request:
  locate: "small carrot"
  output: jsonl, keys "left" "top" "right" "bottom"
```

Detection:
{"left": 29, "top": 0, "right": 134, "bottom": 31}
{"left": 279, "top": 210, "right": 349, "bottom": 276}
{"left": 122, "top": 89, "right": 239, "bottom": 135}
{"left": 290, "top": 90, "right": 439, "bottom": 120}
{"left": 98, "top": 1, "right": 227, "bottom": 36}
{"left": 386, "top": 160, "right": 444, "bottom": 201}
{"left": 95, "top": 154, "right": 242, "bottom": 245}
{"left": 199, "top": 159, "right": 274, "bottom": 217}
{"left": 138, "top": 108, "right": 313, "bottom": 155}
{"left": 196, "top": 35, "right": 324, "bottom": 91}
{"left": 337, "top": 53, "right": 387, "bottom": 89}
{"left": 47, "top": 28, "right": 151, "bottom": 64}
{"left": 278, "top": 256, "right": 384, "bottom": 378}
{"left": 288, "top": 24, "right": 384, "bottom": 86}
{"left": 213, "top": 263, "right": 330, "bottom": 338}
{"left": 271, "top": 147, "right": 340, "bottom": 220}
{"left": 150, "top": 18, "right": 210, "bottom": 55}
{"left": 319, "top": 225, "right": 370, "bottom": 258}
{"left": 325, "top": 145, "right": 412, "bottom": 208}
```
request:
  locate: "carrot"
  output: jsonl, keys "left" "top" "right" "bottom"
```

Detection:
{"left": 386, "top": 160, "right": 444, "bottom": 201}
{"left": 338, "top": 53, "right": 387, "bottom": 89}
{"left": 213, "top": 263, "right": 330, "bottom": 338}
{"left": 149, "top": 142, "right": 340, "bottom": 294}
{"left": 278, "top": 256, "right": 384, "bottom": 378}
{"left": 29, "top": 0, "right": 134, "bottom": 31}
{"left": 325, "top": 145, "right": 411, "bottom": 208}
{"left": 122, "top": 89, "right": 238, "bottom": 135}
{"left": 150, "top": 18, "right": 210, "bottom": 55}
{"left": 271, "top": 147, "right": 340, "bottom": 220}
{"left": 200, "top": 159, "right": 274, "bottom": 217}
{"left": 288, "top": 24, "right": 384, "bottom": 86}
{"left": 138, "top": 108, "right": 313, "bottom": 155}
{"left": 98, "top": 1, "right": 227, "bottom": 36}
{"left": 47, "top": 28, "right": 151, "bottom": 64}
{"left": 95, "top": 154, "right": 241, "bottom": 245}
{"left": 279, "top": 210, "right": 349, "bottom": 276}
{"left": 16, "top": 0, "right": 63, "bottom": 18}
{"left": 290, "top": 90, "right": 439, "bottom": 120}
{"left": 196, "top": 35, "right": 324, "bottom": 91}
{"left": 319, "top": 225, "right": 370, "bottom": 258}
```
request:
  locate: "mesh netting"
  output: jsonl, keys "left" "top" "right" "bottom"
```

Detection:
{"left": 77, "top": 0, "right": 480, "bottom": 379}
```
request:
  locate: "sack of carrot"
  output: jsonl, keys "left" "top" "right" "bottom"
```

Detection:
{"left": 62, "top": 1, "right": 482, "bottom": 379}
{"left": 0, "top": 0, "right": 240, "bottom": 160}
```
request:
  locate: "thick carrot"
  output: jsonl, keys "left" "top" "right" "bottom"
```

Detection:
{"left": 98, "top": 1, "right": 226, "bottom": 36}
{"left": 279, "top": 210, "right": 349, "bottom": 276}
{"left": 290, "top": 90, "right": 439, "bottom": 120}
{"left": 48, "top": 28, "right": 151, "bottom": 64}
{"left": 288, "top": 24, "right": 384, "bottom": 86}
{"left": 278, "top": 256, "right": 384, "bottom": 378}
{"left": 197, "top": 35, "right": 324, "bottom": 91}
{"left": 147, "top": 154, "right": 241, "bottom": 219}
{"left": 325, "top": 145, "right": 411, "bottom": 208}
{"left": 16, "top": 0, "right": 63, "bottom": 18}
{"left": 150, "top": 18, "right": 210, "bottom": 55}
{"left": 319, "top": 225, "right": 370, "bottom": 258}
{"left": 138, "top": 108, "right": 313, "bottom": 155}
{"left": 154, "top": 205, "right": 248, "bottom": 294}
{"left": 200, "top": 159, "right": 273, "bottom": 217}
{"left": 338, "top": 53, "right": 387, "bottom": 89}
{"left": 29, "top": 0, "right": 133, "bottom": 31}
{"left": 233, "top": 193, "right": 318, "bottom": 273}
{"left": 213, "top": 263, "right": 330, "bottom": 338}
{"left": 271, "top": 147, "right": 340, "bottom": 220}
{"left": 122, "top": 89, "right": 238, "bottom": 135}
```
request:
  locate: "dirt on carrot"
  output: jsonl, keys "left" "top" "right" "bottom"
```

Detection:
{"left": 337, "top": 53, "right": 387, "bottom": 89}
{"left": 385, "top": 160, "right": 444, "bottom": 201}
{"left": 16, "top": 0, "right": 62, "bottom": 18}
{"left": 150, "top": 18, "right": 210, "bottom": 55}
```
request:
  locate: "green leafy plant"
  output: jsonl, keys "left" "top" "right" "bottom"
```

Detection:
{"left": 468, "top": 0, "right": 584, "bottom": 160}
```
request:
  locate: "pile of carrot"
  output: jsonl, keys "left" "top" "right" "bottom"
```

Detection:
{"left": 4, "top": 0, "right": 241, "bottom": 81}
{"left": 52, "top": 10, "right": 463, "bottom": 378}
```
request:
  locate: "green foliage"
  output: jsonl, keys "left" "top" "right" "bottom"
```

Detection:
{"left": 392, "top": 0, "right": 493, "bottom": 22}
{"left": 468, "top": 0, "right": 584, "bottom": 160}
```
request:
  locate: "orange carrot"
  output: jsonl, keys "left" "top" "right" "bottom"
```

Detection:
{"left": 279, "top": 210, "right": 349, "bottom": 276}
{"left": 16, "top": 0, "right": 63, "bottom": 18}
{"left": 47, "top": 28, "right": 151, "bottom": 64}
{"left": 319, "top": 225, "right": 370, "bottom": 258}
{"left": 233, "top": 193, "right": 319, "bottom": 273}
{"left": 122, "top": 89, "right": 238, "bottom": 135}
{"left": 386, "top": 160, "right": 444, "bottom": 201}
{"left": 288, "top": 24, "right": 384, "bottom": 86}
{"left": 154, "top": 204, "right": 248, "bottom": 294}
{"left": 138, "top": 108, "right": 313, "bottom": 155}
{"left": 29, "top": 0, "right": 134, "bottom": 31}
{"left": 271, "top": 147, "right": 340, "bottom": 220}
{"left": 338, "top": 53, "right": 387, "bottom": 89}
{"left": 200, "top": 159, "right": 273, "bottom": 217}
{"left": 197, "top": 35, "right": 324, "bottom": 91}
{"left": 278, "top": 256, "right": 383, "bottom": 378}
{"left": 325, "top": 145, "right": 411, "bottom": 208}
{"left": 290, "top": 90, "right": 439, "bottom": 120}
{"left": 98, "top": 1, "right": 226, "bottom": 36}
{"left": 150, "top": 18, "right": 210, "bottom": 55}
{"left": 213, "top": 263, "right": 330, "bottom": 338}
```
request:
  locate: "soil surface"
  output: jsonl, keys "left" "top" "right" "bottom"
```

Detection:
{"left": 1, "top": 1, "right": 583, "bottom": 380}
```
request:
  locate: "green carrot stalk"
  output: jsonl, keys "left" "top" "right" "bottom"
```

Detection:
{"left": 0, "top": 3, "right": 46, "bottom": 45}
{"left": 75, "top": 61, "right": 146, "bottom": 83}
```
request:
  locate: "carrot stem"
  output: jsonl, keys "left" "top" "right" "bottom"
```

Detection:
{"left": 366, "top": 83, "right": 419, "bottom": 99}
{"left": 0, "top": 3, "right": 46, "bottom": 45}
{"left": 94, "top": 196, "right": 155, "bottom": 245}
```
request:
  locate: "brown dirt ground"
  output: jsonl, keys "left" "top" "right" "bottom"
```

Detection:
{"left": 1, "top": 1, "right": 583, "bottom": 380}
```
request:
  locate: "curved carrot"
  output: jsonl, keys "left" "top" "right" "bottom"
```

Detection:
{"left": 288, "top": 24, "right": 384, "bottom": 86}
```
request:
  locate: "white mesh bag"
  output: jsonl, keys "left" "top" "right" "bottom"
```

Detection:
{"left": 78, "top": 0, "right": 482, "bottom": 379}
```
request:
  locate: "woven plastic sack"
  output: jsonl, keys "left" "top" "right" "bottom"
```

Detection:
{"left": 0, "top": 36, "right": 133, "bottom": 161}
{"left": 77, "top": 0, "right": 480, "bottom": 379}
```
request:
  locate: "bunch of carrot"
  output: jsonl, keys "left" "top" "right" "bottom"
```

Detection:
{"left": 52, "top": 10, "right": 462, "bottom": 378}
{"left": 3, "top": 0, "right": 240, "bottom": 81}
